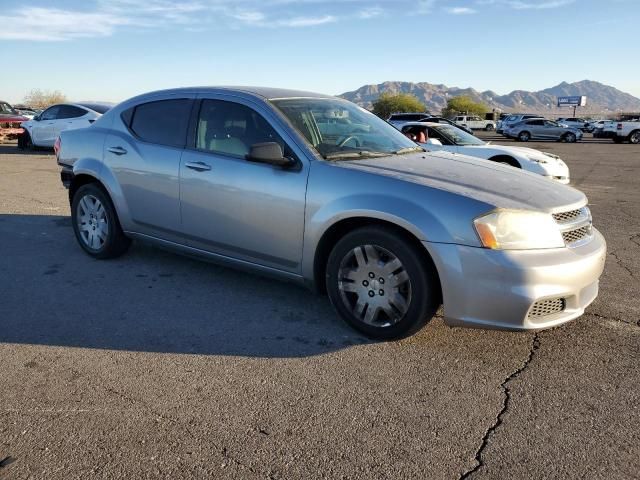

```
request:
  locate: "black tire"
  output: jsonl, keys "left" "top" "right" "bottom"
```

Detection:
{"left": 628, "top": 131, "right": 640, "bottom": 144}
{"left": 485, "top": 124, "right": 495, "bottom": 131}
{"left": 325, "top": 226, "right": 440, "bottom": 340}
{"left": 71, "top": 183, "right": 131, "bottom": 259}
{"left": 518, "top": 131, "right": 531, "bottom": 142}
{"left": 19, "top": 131, "right": 33, "bottom": 150}
{"left": 563, "top": 132, "right": 577, "bottom": 143}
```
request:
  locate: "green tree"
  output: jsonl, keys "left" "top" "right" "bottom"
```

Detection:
{"left": 372, "top": 93, "right": 426, "bottom": 119}
{"left": 442, "top": 95, "right": 488, "bottom": 118}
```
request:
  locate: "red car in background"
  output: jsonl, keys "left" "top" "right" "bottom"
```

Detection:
{"left": 0, "top": 100, "right": 28, "bottom": 142}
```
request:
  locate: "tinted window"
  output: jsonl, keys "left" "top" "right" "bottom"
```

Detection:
{"left": 527, "top": 120, "right": 545, "bottom": 126}
{"left": 41, "top": 106, "right": 61, "bottom": 121}
{"left": 130, "top": 99, "right": 192, "bottom": 147}
{"left": 58, "top": 105, "right": 87, "bottom": 119}
{"left": 196, "top": 100, "right": 287, "bottom": 158}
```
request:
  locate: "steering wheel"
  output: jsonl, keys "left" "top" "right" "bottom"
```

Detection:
{"left": 337, "top": 135, "right": 361, "bottom": 148}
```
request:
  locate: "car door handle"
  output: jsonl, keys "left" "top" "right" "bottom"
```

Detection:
{"left": 185, "top": 161, "right": 211, "bottom": 172}
{"left": 107, "top": 146, "right": 128, "bottom": 156}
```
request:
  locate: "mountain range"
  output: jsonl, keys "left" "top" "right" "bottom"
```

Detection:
{"left": 339, "top": 80, "right": 640, "bottom": 114}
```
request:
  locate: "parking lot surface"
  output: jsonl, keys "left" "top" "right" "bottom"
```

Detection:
{"left": 1, "top": 135, "right": 639, "bottom": 479}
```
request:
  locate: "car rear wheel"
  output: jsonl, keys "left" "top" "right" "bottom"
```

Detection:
{"left": 485, "top": 124, "right": 495, "bottom": 131}
{"left": 518, "top": 131, "right": 531, "bottom": 142}
{"left": 326, "top": 226, "right": 440, "bottom": 340}
{"left": 71, "top": 183, "right": 131, "bottom": 259}
{"left": 629, "top": 131, "right": 640, "bottom": 144}
{"left": 563, "top": 132, "right": 577, "bottom": 143}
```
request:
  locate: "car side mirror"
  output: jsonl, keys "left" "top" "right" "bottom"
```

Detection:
{"left": 246, "top": 142, "right": 294, "bottom": 168}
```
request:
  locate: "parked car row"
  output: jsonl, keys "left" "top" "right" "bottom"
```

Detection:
{"left": 54, "top": 86, "right": 606, "bottom": 340}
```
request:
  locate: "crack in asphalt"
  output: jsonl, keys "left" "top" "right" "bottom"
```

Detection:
{"left": 459, "top": 333, "right": 540, "bottom": 480}
{"left": 630, "top": 234, "right": 640, "bottom": 248}
{"left": 609, "top": 250, "right": 635, "bottom": 278}
{"left": 590, "top": 312, "right": 639, "bottom": 328}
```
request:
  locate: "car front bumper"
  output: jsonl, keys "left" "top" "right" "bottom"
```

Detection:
{"left": 424, "top": 228, "right": 606, "bottom": 330}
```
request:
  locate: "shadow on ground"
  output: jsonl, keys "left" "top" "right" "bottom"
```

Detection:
{"left": 0, "top": 214, "right": 371, "bottom": 358}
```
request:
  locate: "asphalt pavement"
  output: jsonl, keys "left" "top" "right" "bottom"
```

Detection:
{"left": 0, "top": 135, "right": 638, "bottom": 479}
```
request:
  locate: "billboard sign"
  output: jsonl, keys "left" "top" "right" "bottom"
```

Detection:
{"left": 557, "top": 96, "right": 587, "bottom": 107}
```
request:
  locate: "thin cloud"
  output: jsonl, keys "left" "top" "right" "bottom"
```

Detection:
{"left": 447, "top": 7, "right": 477, "bottom": 14}
{"left": 477, "top": 0, "right": 576, "bottom": 9}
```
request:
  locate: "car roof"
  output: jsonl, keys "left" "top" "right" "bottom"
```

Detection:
{"left": 127, "top": 86, "right": 334, "bottom": 102}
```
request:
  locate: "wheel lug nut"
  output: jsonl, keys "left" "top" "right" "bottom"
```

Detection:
{"left": 379, "top": 289, "right": 384, "bottom": 296}
{"left": 362, "top": 280, "right": 369, "bottom": 287}
{"left": 368, "top": 290, "right": 375, "bottom": 297}
{"left": 369, "top": 272, "right": 375, "bottom": 278}
{"left": 379, "top": 278, "right": 385, "bottom": 284}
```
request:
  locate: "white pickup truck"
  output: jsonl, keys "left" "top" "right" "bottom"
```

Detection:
{"left": 453, "top": 115, "right": 496, "bottom": 131}
{"left": 613, "top": 119, "right": 640, "bottom": 144}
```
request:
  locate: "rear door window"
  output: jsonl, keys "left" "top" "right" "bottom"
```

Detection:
{"left": 58, "top": 105, "right": 87, "bottom": 119}
{"left": 130, "top": 99, "right": 193, "bottom": 148}
{"left": 527, "top": 120, "right": 545, "bottom": 126}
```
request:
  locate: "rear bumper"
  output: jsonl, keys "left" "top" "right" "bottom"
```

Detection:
{"left": 424, "top": 228, "right": 606, "bottom": 330}
{"left": 60, "top": 166, "right": 74, "bottom": 189}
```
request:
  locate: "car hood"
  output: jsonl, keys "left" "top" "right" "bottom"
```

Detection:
{"left": 465, "top": 144, "right": 558, "bottom": 160}
{"left": 335, "top": 151, "right": 585, "bottom": 212}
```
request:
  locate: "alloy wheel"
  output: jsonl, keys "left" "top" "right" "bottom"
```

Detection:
{"left": 337, "top": 244, "right": 412, "bottom": 327}
{"left": 76, "top": 194, "right": 109, "bottom": 250}
{"left": 630, "top": 132, "right": 640, "bottom": 144}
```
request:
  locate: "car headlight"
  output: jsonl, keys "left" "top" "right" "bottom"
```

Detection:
{"left": 525, "top": 155, "right": 548, "bottom": 164}
{"left": 474, "top": 209, "right": 564, "bottom": 250}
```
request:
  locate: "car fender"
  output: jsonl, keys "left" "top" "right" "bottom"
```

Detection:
{"left": 301, "top": 191, "right": 465, "bottom": 283}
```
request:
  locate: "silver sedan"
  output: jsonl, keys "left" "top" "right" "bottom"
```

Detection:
{"left": 505, "top": 118, "right": 583, "bottom": 143}
{"left": 56, "top": 87, "right": 606, "bottom": 339}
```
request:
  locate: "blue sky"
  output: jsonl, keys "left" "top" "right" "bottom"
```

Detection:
{"left": 1, "top": 0, "right": 638, "bottom": 104}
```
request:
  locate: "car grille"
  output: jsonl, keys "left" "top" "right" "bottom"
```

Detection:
{"left": 553, "top": 208, "right": 584, "bottom": 223}
{"left": 528, "top": 298, "right": 566, "bottom": 318}
{"left": 562, "top": 226, "right": 591, "bottom": 244}
{"left": 0, "top": 121, "right": 22, "bottom": 129}
{"left": 552, "top": 206, "right": 593, "bottom": 247}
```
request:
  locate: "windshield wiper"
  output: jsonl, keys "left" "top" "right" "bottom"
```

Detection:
{"left": 323, "top": 151, "right": 390, "bottom": 160}
{"left": 393, "top": 146, "right": 424, "bottom": 155}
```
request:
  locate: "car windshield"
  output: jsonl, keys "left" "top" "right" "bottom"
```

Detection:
{"left": 0, "top": 102, "right": 18, "bottom": 115}
{"left": 270, "top": 98, "right": 422, "bottom": 160}
{"left": 433, "top": 124, "right": 485, "bottom": 146}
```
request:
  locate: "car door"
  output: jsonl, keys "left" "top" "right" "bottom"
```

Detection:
{"left": 525, "top": 119, "right": 545, "bottom": 139}
{"left": 31, "top": 105, "right": 60, "bottom": 145}
{"left": 104, "top": 96, "right": 195, "bottom": 242}
{"left": 53, "top": 105, "right": 89, "bottom": 138}
{"left": 179, "top": 97, "right": 309, "bottom": 273}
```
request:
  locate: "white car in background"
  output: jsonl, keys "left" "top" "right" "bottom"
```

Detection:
{"left": 400, "top": 122, "right": 570, "bottom": 184}
{"left": 20, "top": 103, "right": 112, "bottom": 149}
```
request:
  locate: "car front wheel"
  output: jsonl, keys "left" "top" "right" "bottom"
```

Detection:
{"left": 629, "top": 131, "right": 640, "bottom": 144}
{"left": 326, "top": 227, "right": 440, "bottom": 339}
{"left": 563, "top": 132, "right": 577, "bottom": 143}
{"left": 71, "top": 183, "right": 131, "bottom": 259}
